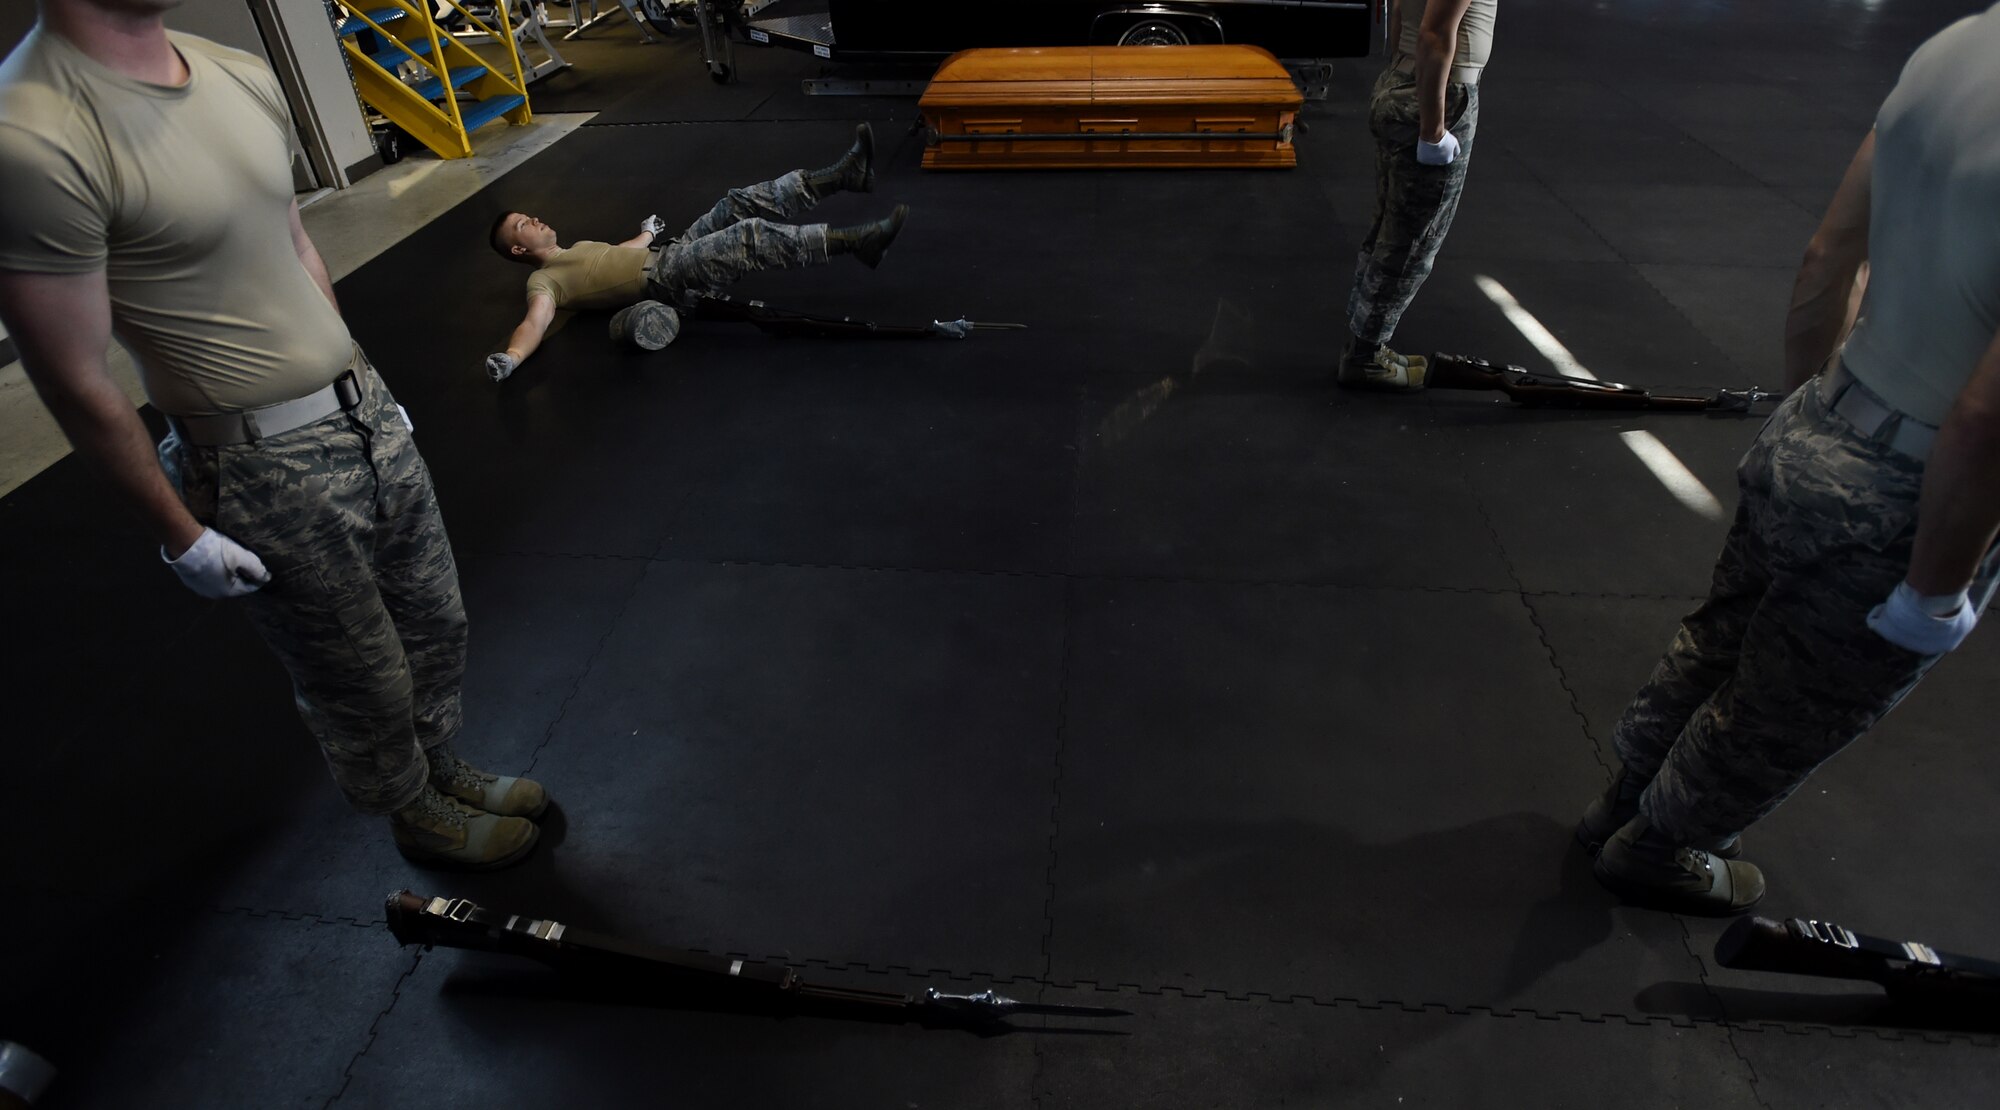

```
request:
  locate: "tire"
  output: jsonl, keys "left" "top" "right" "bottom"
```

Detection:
{"left": 1116, "top": 18, "right": 1192, "bottom": 47}
{"left": 710, "top": 63, "right": 733, "bottom": 84}
{"left": 374, "top": 127, "right": 405, "bottom": 165}
{"left": 637, "top": 0, "right": 675, "bottom": 34}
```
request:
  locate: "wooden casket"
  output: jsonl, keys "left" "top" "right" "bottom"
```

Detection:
{"left": 918, "top": 45, "right": 1302, "bottom": 170}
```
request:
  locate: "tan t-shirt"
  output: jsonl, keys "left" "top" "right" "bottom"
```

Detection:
{"left": 1397, "top": 0, "right": 1498, "bottom": 84}
{"left": 1841, "top": 8, "right": 2000, "bottom": 427}
{"left": 524, "top": 241, "right": 651, "bottom": 311}
{"left": 0, "top": 29, "right": 353, "bottom": 418}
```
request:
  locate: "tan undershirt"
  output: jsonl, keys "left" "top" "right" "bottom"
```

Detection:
{"left": 1397, "top": 0, "right": 1498, "bottom": 84}
{"left": 0, "top": 29, "right": 354, "bottom": 417}
{"left": 1841, "top": 10, "right": 2000, "bottom": 427}
{"left": 524, "top": 241, "right": 651, "bottom": 311}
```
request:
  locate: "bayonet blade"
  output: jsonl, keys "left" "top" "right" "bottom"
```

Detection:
{"left": 922, "top": 988, "right": 1132, "bottom": 1020}
{"left": 987, "top": 1000, "right": 1136, "bottom": 1018}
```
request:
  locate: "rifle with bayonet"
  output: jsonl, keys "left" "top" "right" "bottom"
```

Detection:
{"left": 384, "top": 891, "right": 1129, "bottom": 1032}
{"left": 1716, "top": 915, "right": 2000, "bottom": 1008}
{"left": 687, "top": 292, "right": 1028, "bottom": 341}
{"left": 1427, "top": 353, "right": 1780, "bottom": 413}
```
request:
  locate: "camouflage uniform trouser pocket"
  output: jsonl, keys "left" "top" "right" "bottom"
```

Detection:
{"left": 160, "top": 356, "right": 468, "bottom": 814}
{"left": 649, "top": 170, "right": 830, "bottom": 304}
{"left": 1611, "top": 382, "right": 2000, "bottom": 842}
{"left": 1346, "top": 70, "right": 1480, "bottom": 345}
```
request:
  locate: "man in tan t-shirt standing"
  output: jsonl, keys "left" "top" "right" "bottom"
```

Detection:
{"left": 1337, "top": 0, "right": 1496, "bottom": 391}
{"left": 1575, "top": 6, "right": 2000, "bottom": 915}
{"left": 0, "top": 0, "right": 547, "bottom": 870}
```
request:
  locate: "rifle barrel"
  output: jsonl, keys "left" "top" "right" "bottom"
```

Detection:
{"left": 1428, "top": 353, "right": 1772, "bottom": 413}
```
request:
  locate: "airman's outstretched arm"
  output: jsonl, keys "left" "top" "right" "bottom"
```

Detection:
{"left": 487, "top": 292, "right": 557, "bottom": 381}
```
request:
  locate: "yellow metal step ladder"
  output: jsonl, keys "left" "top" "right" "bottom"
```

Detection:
{"left": 337, "top": 3, "right": 533, "bottom": 160}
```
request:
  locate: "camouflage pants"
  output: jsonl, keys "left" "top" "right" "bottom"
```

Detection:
{"left": 1346, "top": 68, "right": 1480, "bottom": 345}
{"left": 1614, "top": 373, "right": 2000, "bottom": 843}
{"left": 160, "top": 350, "right": 467, "bottom": 815}
{"left": 647, "top": 169, "right": 830, "bottom": 304}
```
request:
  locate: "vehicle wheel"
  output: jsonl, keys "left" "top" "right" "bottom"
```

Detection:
{"left": 1117, "top": 19, "right": 1192, "bottom": 47}
{"left": 374, "top": 126, "right": 405, "bottom": 165}
{"left": 710, "top": 63, "right": 733, "bottom": 84}
{"left": 637, "top": 0, "right": 674, "bottom": 34}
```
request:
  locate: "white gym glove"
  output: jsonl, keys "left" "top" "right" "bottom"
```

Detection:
{"left": 1867, "top": 581, "right": 1978, "bottom": 655}
{"left": 162, "top": 527, "right": 270, "bottom": 599}
{"left": 0, "top": 1041, "right": 57, "bottom": 1105}
{"left": 1417, "top": 130, "right": 1461, "bottom": 166}
{"left": 640, "top": 214, "right": 666, "bottom": 237}
{"left": 486, "top": 352, "right": 519, "bottom": 382}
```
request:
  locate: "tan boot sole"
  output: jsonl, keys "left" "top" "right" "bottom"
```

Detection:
{"left": 1591, "top": 852, "right": 1764, "bottom": 916}
{"left": 395, "top": 822, "right": 541, "bottom": 872}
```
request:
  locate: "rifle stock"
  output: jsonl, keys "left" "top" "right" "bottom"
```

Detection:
{"left": 1715, "top": 915, "right": 1859, "bottom": 979}
{"left": 1716, "top": 915, "right": 2000, "bottom": 1005}
{"left": 383, "top": 891, "right": 1130, "bottom": 1029}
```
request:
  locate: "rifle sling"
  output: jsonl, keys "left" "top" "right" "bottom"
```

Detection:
{"left": 394, "top": 894, "right": 798, "bottom": 992}
{"left": 1791, "top": 919, "right": 2000, "bottom": 982}
{"left": 384, "top": 894, "right": 1128, "bottom": 1026}
{"left": 390, "top": 894, "right": 935, "bottom": 1016}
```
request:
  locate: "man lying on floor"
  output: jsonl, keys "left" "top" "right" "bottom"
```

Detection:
{"left": 483, "top": 124, "right": 907, "bottom": 381}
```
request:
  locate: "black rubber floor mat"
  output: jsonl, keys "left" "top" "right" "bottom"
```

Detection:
{"left": 1033, "top": 991, "right": 1759, "bottom": 1109}
{"left": 7, "top": 3, "right": 1997, "bottom": 1103}
{"left": 340, "top": 954, "right": 1040, "bottom": 1107}
{"left": 1047, "top": 578, "right": 1709, "bottom": 1018}
{"left": 516, "top": 561, "right": 1067, "bottom": 977}
{"left": 30, "top": 914, "right": 416, "bottom": 1110}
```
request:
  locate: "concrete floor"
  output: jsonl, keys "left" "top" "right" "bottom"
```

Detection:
{"left": 4, "top": 2, "right": 1998, "bottom": 1107}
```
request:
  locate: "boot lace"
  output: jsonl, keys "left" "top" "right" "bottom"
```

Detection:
{"left": 435, "top": 752, "right": 497, "bottom": 794}
{"left": 418, "top": 787, "right": 472, "bottom": 829}
{"left": 1674, "top": 847, "right": 1714, "bottom": 878}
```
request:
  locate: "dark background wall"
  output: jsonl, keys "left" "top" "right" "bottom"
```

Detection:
{"left": 0, "top": 4, "right": 34, "bottom": 60}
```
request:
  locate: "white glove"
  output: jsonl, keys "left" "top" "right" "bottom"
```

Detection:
{"left": 1417, "top": 130, "right": 1461, "bottom": 166}
{"left": 1867, "top": 581, "right": 1978, "bottom": 655}
{"left": 162, "top": 527, "right": 270, "bottom": 599}
{"left": 396, "top": 403, "right": 414, "bottom": 433}
{"left": 0, "top": 1041, "right": 57, "bottom": 1104}
{"left": 486, "top": 352, "right": 518, "bottom": 382}
{"left": 640, "top": 214, "right": 666, "bottom": 236}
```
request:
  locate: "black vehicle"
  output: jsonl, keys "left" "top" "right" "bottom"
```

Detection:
{"left": 739, "top": 0, "right": 1375, "bottom": 62}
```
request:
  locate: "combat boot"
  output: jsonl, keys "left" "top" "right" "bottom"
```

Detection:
{"left": 1593, "top": 815, "right": 1764, "bottom": 916}
{"left": 1335, "top": 331, "right": 1427, "bottom": 392}
{"left": 805, "top": 123, "right": 875, "bottom": 200}
{"left": 1575, "top": 764, "right": 1742, "bottom": 859}
{"left": 390, "top": 784, "right": 540, "bottom": 871}
{"left": 827, "top": 204, "right": 909, "bottom": 270}
{"left": 428, "top": 744, "right": 551, "bottom": 819}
